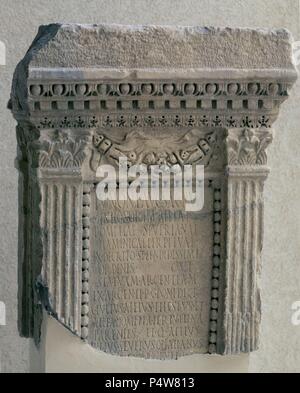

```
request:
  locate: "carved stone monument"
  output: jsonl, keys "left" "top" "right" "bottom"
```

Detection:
{"left": 9, "top": 24, "right": 297, "bottom": 359}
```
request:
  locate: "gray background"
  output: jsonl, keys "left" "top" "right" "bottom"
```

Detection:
{"left": 0, "top": 0, "right": 299, "bottom": 373}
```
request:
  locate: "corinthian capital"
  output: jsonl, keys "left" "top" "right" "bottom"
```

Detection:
{"left": 227, "top": 128, "right": 273, "bottom": 167}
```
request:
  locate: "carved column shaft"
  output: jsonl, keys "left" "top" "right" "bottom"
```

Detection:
{"left": 220, "top": 128, "right": 272, "bottom": 354}
{"left": 224, "top": 173, "right": 264, "bottom": 353}
{"left": 39, "top": 179, "right": 83, "bottom": 335}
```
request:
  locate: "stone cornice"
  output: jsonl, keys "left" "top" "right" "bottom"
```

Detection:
{"left": 11, "top": 77, "right": 293, "bottom": 130}
{"left": 10, "top": 24, "right": 297, "bottom": 129}
{"left": 28, "top": 67, "right": 297, "bottom": 81}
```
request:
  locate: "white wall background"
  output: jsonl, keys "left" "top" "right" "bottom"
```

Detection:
{"left": 0, "top": 0, "right": 299, "bottom": 373}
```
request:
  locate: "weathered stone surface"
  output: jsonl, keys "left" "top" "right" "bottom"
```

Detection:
{"left": 9, "top": 23, "right": 297, "bottom": 359}
{"left": 25, "top": 24, "right": 296, "bottom": 69}
{"left": 89, "top": 194, "right": 213, "bottom": 359}
{"left": 10, "top": 24, "right": 297, "bottom": 117}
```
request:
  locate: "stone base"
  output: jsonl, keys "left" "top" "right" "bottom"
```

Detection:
{"left": 30, "top": 314, "right": 249, "bottom": 373}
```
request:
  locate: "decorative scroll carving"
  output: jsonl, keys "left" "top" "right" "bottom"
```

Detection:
{"left": 91, "top": 129, "right": 218, "bottom": 171}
